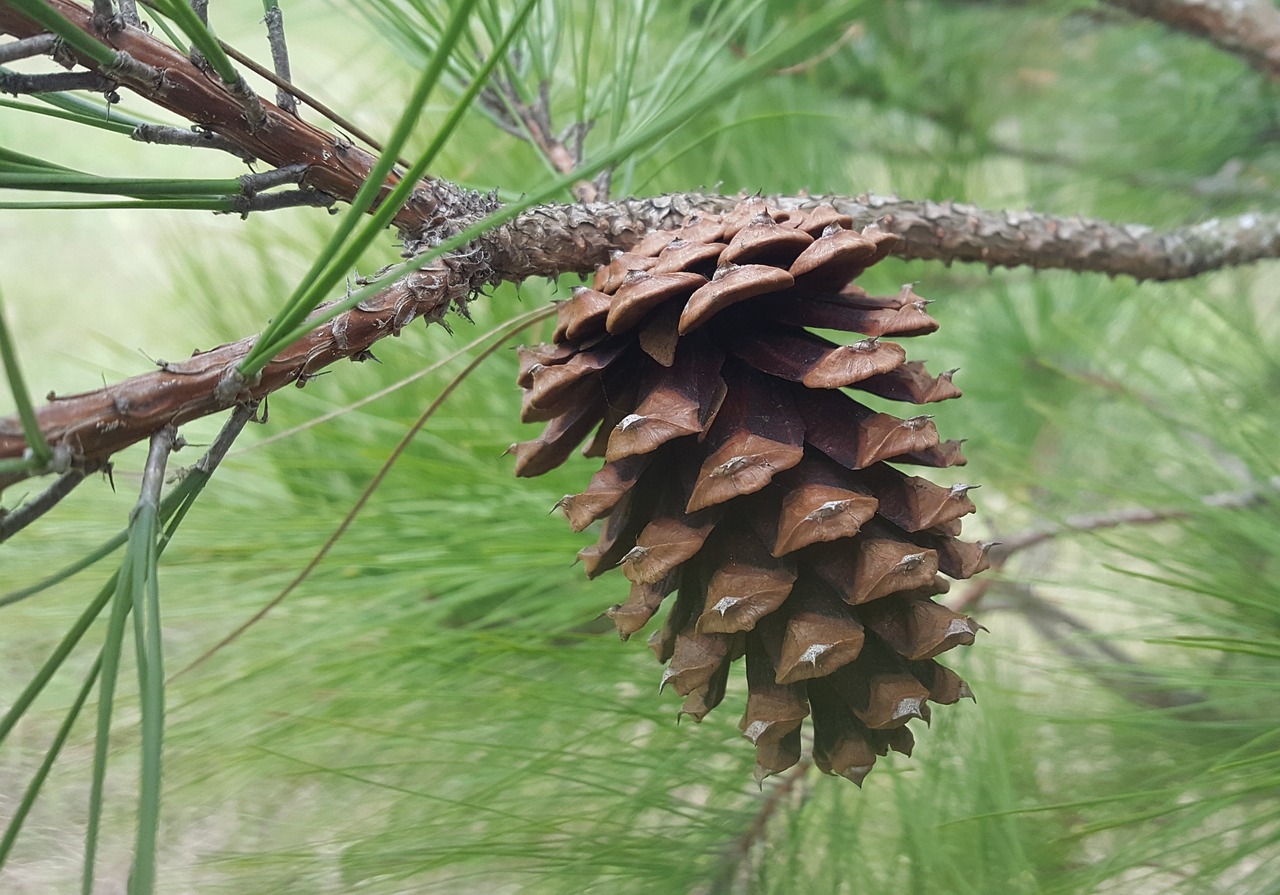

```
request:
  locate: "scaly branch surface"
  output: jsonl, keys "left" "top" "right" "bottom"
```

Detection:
{"left": 488, "top": 195, "right": 1280, "bottom": 282}
{"left": 0, "top": 266, "right": 463, "bottom": 492}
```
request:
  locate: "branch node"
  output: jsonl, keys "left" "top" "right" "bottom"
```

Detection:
{"left": 237, "top": 163, "right": 308, "bottom": 196}
{"left": 103, "top": 49, "right": 161, "bottom": 90}
{"left": 131, "top": 123, "right": 257, "bottom": 162}
{"left": 89, "top": 11, "right": 124, "bottom": 37}
{"left": 227, "top": 72, "right": 268, "bottom": 131}
{"left": 214, "top": 366, "right": 260, "bottom": 406}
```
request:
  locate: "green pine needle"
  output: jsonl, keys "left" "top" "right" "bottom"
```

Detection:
{"left": 0, "top": 286, "right": 51, "bottom": 467}
{"left": 144, "top": 0, "right": 241, "bottom": 87}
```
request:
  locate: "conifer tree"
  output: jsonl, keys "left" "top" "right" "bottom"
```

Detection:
{"left": 0, "top": 2, "right": 1277, "bottom": 892}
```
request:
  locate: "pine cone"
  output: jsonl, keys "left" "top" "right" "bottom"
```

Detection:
{"left": 513, "top": 200, "right": 988, "bottom": 785}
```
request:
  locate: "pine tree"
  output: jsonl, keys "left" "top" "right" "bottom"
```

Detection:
{"left": 0, "top": 2, "right": 1277, "bottom": 893}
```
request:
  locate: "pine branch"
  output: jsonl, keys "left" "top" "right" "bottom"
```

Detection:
{"left": 5, "top": 3, "right": 1277, "bottom": 278}
{"left": 0, "top": 67, "right": 113, "bottom": 92}
{"left": 0, "top": 461, "right": 100, "bottom": 542}
{"left": 8, "top": 3, "right": 1276, "bottom": 279}
{"left": 0, "top": 29, "right": 58, "bottom": 61}
{"left": 0, "top": 0, "right": 481, "bottom": 239}
{"left": 483, "top": 194, "right": 1280, "bottom": 282}
{"left": 260, "top": 2, "right": 297, "bottom": 116}
{"left": 131, "top": 123, "right": 257, "bottom": 162}
{"left": 0, "top": 262, "right": 463, "bottom": 492}
{"left": 1106, "top": 0, "right": 1280, "bottom": 80}
{"left": 992, "top": 478, "right": 1280, "bottom": 559}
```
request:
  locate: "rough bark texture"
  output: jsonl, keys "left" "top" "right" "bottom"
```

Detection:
{"left": 486, "top": 195, "right": 1280, "bottom": 282}
{"left": 1106, "top": 0, "right": 1280, "bottom": 80}
{"left": 0, "top": 266, "right": 461, "bottom": 492}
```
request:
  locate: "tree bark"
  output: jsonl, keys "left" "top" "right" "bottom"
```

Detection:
{"left": 489, "top": 195, "right": 1280, "bottom": 282}
{"left": 0, "top": 264, "right": 460, "bottom": 491}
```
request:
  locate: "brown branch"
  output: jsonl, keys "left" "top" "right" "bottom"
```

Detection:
{"left": 8, "top": 1, "right": 1279, "bottom": 271}
{"left": 0, "top": 0, "right": 484, "bottom": 238}
{"left": 0, "top": 263, "right": 465, "bottom": 492}
{"left": 1105, "top": 0, "right": 1280, "bottom": 80}
{"left": 991, "top": 479, "right": 1279, "bottom": 560}
{"left": 491, "top": 194, "right": 1280, "bottom": 283}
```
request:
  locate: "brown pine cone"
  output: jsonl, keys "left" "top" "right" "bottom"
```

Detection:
{"left": 513, "top": 200, "right": 988, "bottom": 785}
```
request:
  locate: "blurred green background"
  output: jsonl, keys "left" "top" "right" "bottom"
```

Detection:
{"left": 1, "top": 1, "right": 1278, "bottom": 892}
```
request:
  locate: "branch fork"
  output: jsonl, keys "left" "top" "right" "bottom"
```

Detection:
{"left": 1, "top": 0, "right": 1278, "bottom": 498}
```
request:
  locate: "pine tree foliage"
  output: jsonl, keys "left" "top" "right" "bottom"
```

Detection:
{"left": 1, "top": 1, "right": 1278, "bottom": 893}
